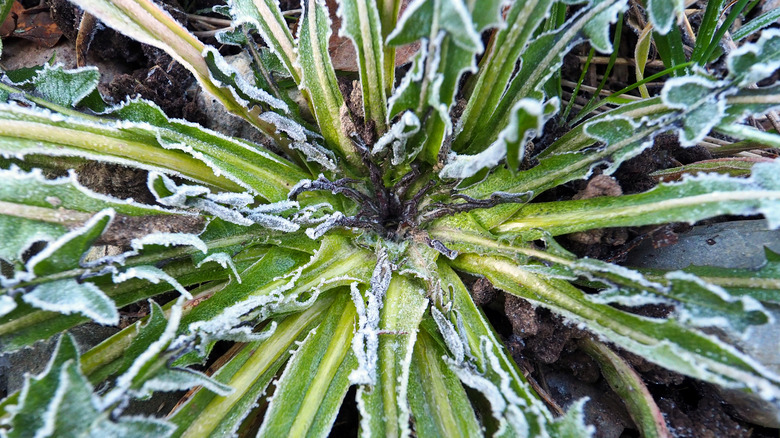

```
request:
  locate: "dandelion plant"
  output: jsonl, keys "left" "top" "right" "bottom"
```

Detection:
{"left": 1, "top": 0, "right": 780, "bottom": 436}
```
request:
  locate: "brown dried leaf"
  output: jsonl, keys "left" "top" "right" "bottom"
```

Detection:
{"left": 1, "top": 1, "right": 63, "bottom": 47}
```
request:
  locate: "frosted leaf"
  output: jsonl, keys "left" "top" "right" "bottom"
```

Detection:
{"left": 197, "top": 252, "right": 242, "bottom": 284}
{"left": 185, "top": 262, "right": 317, "bottom": 343}
{"left": 132, "top": 233, "right": 208, "bottom": 254}
{"left": 257, "top": 112, "right": 308, "bottom": 142}
{"left": 446, "top": 336, "right": 536, "bottom": 437}
{"left": 22, "top": 279, "right": 119, "bottom": 325}
{"left": 150, "top": 173, "right": 253, "bottom": 226}
{"left": 30, "top": 64, "right": 101, "bottom": 108}
{"left": 136, "top": 368, "right": 234, "bottom": 398}
{"left": 584, "top": 115, "right": 641, "bottom": 145}
{"left": 305, "top": 212, "right": 345, "bottom": 239}
{"left": 431, "top": 307, "right": 464, "bottom": 364}
{"left": 100, "top": 297, "right": 184, "bottom": 410}
{"left": 727, "top": 29, "right": 780, "bottom": 87}
{"left": 448, "top": 361, "right": 511, "bottom": 432}
{"left": 112, "top": 266, "right": 192, "bottom": 300}
{"left": 551, "top": 398, "right": 595, "bottom": 437}
{"left": 245, "top": 211, "right": 300, "bottom": 232}
{"left": 646, "top": 0, "right": 683, "bottom": 34}
{"left": 665, "top": 271, "right": 771, "bottom": 334}
{"left": 3, "top": 333, "right": 176, "bottom": 438}
{"left": 584, "top": 115, "right": 657, "bottom": 174}
{"left": 661, "top": 76, "right": 729, "bottom": 146}
{"left": 440, "top": 99, "right": 556, "bottom": 179}
{"left": 248, "top": 199, "right": 299, "bottom": 214}
{"left": 26, "top": 209, "right": 113, "bottom": 277}
{"left": 83, "top": 230, "right": 210, "bottom": 269}
{"left": 440, "top": 142, "right": 506, "bottom": 180}
{"left": 150, "top": 172, "right": 209, "bottom": 206}
{"left": 207, "top": 191, "right": 255, "bottom": 207}
{"left": 151, "top": 172, "right": 300, "bottom": 230}
{"left": 289, "top": 141, "right": 337, "bottom": 171}
{"left": 189, "top": 198, "right": 254, "bottom": 226}
{"left": 0, "top": 215, "right": 64, "bottom": 265}
{"left": 582, "top": 0, "right": 628, "bottom": 53}
{"left": 751, "top": 162, "right": 780, "bottom": 229}
{"left": 386, "top": 0, "right": 482, "bottom": 52}
{"left": 288, "top": 178, "right": 313, "bottom": 200}
{"left": 87, "top": 416, "right": 175, "bottom": 438}
{"left": 572, "top": 258, "right": 666, "bottom": 292}
{"left": 291, "top": 202, "right": 334, "bottom": 224}
{"left": 588, "top": 288, "right": 672, "bottom": 307}
{"left": 371, "top": 112, "right": 421, "bottom": 165}
{"left": 0, "top": 295, "right": 16, "bottom": 317}
{"left": 349, "top": 249, "right": 391, "bottom": 385}
{"left": 387, "top": 43, "right": 427, "bottom": 117}
{"left": 202, "top": 46, "right": 288, "bottom": 112}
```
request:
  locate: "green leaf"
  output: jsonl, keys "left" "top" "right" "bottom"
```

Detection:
{"left": 22, "top": 279, "right": 119, "bottom": 325}
{"left": 3, "top": 334, "right": 175, "bottom": 438}
{"left": 454, "top": 0, "right": 556, "bottom": 152}
{"left": 110, "top": 99, "right": 308, "bottom": 201}
{"left": 387, "top": 44, "right": 426, "bottom": 118}
{"left": 90, "top": 300, "right": 233, "bottom": 401}
{"left": 257, "top": 292, "right": 356, "bottom": 437}
{"left": 579, "top": 338, "right": 669, "bottom": 438}
{"left": 732, "top": 9, "right": 780, "bottom": 42}
{"left": 407, "top": 327, "right": 482, "bottom": 438}
{"left": 727, "top": 28, "right": 780, "bottom": 87}
{"left": 664, "top": 271, "right": 769, "bottom": 333}
{"left": 665, "top": 250, "right": 780, "bottom": 303}
{"left": 5, "top": 333, "right": 81, "bottom": 438}
{"left": 337, "top": 0, "right": 387, "bottom": 132}
{"left": 183, "top": 237, "right": 372, "bottom": 347}
{"left": 27, "top": 209, "right": 112, "bottom": 276}
{"left": 297, "top": 0, "right": 361, "bottom": 171}
{"left": 661, "top": 76, "right": 727, "bottom": 146}
{"left": 441, "top": 99, "right": 558, "bottom": 179}
{"left": 386, "top": 0, "right": 484, "bottom": 51}
{"left": 0, "top": 167, "right": 171, "bottom": 217}
{"left": 550, "top": 257, "right": 771, "bottom": 335}
{"left": 0, "top": 216, "right": 66, "bottom": 264}
{"left": 0, "top": 104, "right": 238, "bottom": 193}
{"left": 69, "top": 0, "right": 291, "bottom": 141}
{"left": 0, "top": 101, "right": 308, "bottom": 200}
{"left": 645, "top": 0, "right": 683, "bottom": 35}
{"left": 454, "top": 254, "right": 780, "bottom": 399}
{"left": 227, "top": 0, "right": 300, "bottom": 83}
{"left": 113, "top": 300, "right": 169, "bottom": 377}
{"left": 0, "top": 257, "right": 237, "bottom": 354}
{"left": 356, "top": 274, "right": 428, "bottom": 438}
{"left": 462, "top": 0, "right": 626, "bottom": 153}
{"left": 387, "top": 0, "right": 504, "bottom": 163}
{"left": 494, "top": 162, "right": 780, "bottom": 239}
{"left": 582, "top": 0, "right": 628, "bottom": 53}
{"left": 436, "top": 262, "right": 571, "bottom": 436}
{"left": 24, "top": 64, "right": 101, "bottom": 108}
{"left": 170, "top": 295, "right": 337, "bottom": 438}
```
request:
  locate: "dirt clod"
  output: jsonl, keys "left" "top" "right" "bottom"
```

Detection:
{"left": 572, "top": 174, "right": 623, "bottom": 200}
{"left": 77, "top": 162, "right": 155, "bottom": 204}
{"left": 471, "top": 277, "right": 497, "bottom": 306}
{"left": 505, "top": 294, "right": 538, "bottom": 338}
{"left": 97, "top": 215, "right": 206, "bottom": 249}
{"left": 568, "top": 174, "right": 628, "bottom": 247}
{"left": 659, "top": 393, "right": 750, "bottom": 438}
